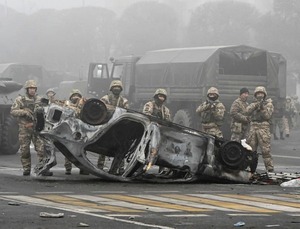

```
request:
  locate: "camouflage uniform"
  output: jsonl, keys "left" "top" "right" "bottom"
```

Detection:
{"left": 45, "top": 88, "right": 73, "bottom": 174}
{"left": 10, "top": 80, "right": 45, "bottom": 175}
{"left": 246, "top": 86, "right": 274, "bottom": 172}
{"left": 64, "top": 89, "right": 87, "bottom": 174}
{"left": 143, "top": 88, "right": 171, "bottom": 174}
{"left": 196, "top": 87, "right": 225, "bottom": 138}
{"left": 230, "top": 90, "right": 250, "bottom": 142}
{"left": 97, "top": 81, "right": 129, "bottom": 170}
{"left": 292, "top": 95, "right": 300, "bottom": 128}
{"left": 143, "top": 88, "right": 171, "bottom": 121}
{"left": 284, "top": 96, "right": 297, "bottom": 132}
{"left": 272, "top": 98, "right": 285, "bottom": 140}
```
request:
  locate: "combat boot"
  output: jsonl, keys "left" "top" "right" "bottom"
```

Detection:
{"left": 23, "top": 170, "right": 30, "bottom": 176}
{"left": 41, "top": 170, "right": 53, "bottom": 176}
{"left": 280, "top": 132, "right": 285, "bottom": 140}
{"left": 79, "top": 170, "right": 89, "bottom": 175}
{"left": 273, "top": 134, "right": 278, "bottom": 140}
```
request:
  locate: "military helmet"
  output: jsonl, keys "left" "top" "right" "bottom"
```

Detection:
{"left": 69, "top": 89, "right": 82, "bottom": 99}
{"left": 46, "top": 88, "right": 56, "bottom": 95}
{"left": 24, "top": 80, "right": 37, "bottom": 89}
{"left": 207, "top": 87, "right": 219, "bottom": 96}
{"left": 286, "top": 96, "right": 291, "bottom": 101}
{"left": 254, "top": 86, "right": 267, "bottom": 97}
{"left": 154, "top": 88, "right": 167, "bottom": 98}
{"left": 109, "top": 80, "right": 123, "bottom": 91}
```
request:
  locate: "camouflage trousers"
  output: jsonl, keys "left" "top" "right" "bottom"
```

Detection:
{"left": 283, "top": 117, "right": 290, "bottom": 135}
{"left": 272, "top": 117, "right": 284, "bottom": 135}
{"left": 19, "top": 125, "right": 45, "bottom": 172}
{"left": 202, "top": 123, "right": 223, "bottom": 138}
{"left": 230, "top": 124, "right": 249, "bottom": 142}
{"left": 247, "top": 122, "right": 274, "bottom": 172}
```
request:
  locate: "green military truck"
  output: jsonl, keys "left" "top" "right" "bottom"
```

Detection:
{"left": 0, "top": 78, "right": 22, "bottom": 154}
{"left": 87, "top": 45, "right": 286, "bottom": 138}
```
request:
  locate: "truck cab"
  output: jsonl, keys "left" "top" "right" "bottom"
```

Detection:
{"left": 87, "top": 56, "right": 140, "bottom": 102}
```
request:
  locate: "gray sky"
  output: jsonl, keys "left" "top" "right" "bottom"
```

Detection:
{"left": 3, "top": 0, "right": 273, "bottom": 14}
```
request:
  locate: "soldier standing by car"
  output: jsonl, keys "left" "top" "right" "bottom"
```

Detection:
{"left": 65, "top": 89, "right": 89, "bottom": 175}
{"left": 230, "top": 87, "right": 250, "bottom": 142}
{"left": 97, "top": 80, "right": 129, "bottom": 171}
{"left": 143, "top": 88, "right": 171, "bottom": 121}
{"left": 143, "top": 88, "right": 171, "bottom": 175}
{"left": 44, "top": 88, "right": 74, "bottom": 175}
{"left": 196, "top": 87, "right": 225, "bottom": 138}
{"left": 10, "top": 80, "right": 52, "bottom": 176}
{"left": 246, "top": 86, "right": 274, "bottom": 172}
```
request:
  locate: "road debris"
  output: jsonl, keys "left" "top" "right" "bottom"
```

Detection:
{"left": 39, "top": 212, "right": 64, "bottom": 218}
{"left": 77, "top": 222, "right": 90, "bottom": 227}
{"left": 8, "top": 202, "right": 20, "bottom": 206}
{"left": 234, "top": 221, "right": 245, "bottom": 227}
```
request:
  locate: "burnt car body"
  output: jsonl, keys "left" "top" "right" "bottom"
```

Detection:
{"left": 36, "top": 98, "right": 257, "bottom": 183}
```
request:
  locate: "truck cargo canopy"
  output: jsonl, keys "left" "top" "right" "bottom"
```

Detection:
{"left": 135, "top": 45, "right": 286, "bottom": 98}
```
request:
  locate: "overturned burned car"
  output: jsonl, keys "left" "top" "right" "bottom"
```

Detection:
{"left": 36, "top": 98, "right": 258, "bottom": 183}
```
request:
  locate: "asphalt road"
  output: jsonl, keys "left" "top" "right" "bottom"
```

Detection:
{"left": 0, "top": 129, "right": 300, "bottom": 229}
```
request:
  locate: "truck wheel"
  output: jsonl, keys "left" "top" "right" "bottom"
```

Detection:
{"left": 0, "top": 115, "right": 20, "bottom": 155}
{"left": 173, "top": 109, "right": 193, "bottom": 127}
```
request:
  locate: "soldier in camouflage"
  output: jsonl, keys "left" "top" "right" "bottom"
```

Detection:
{"left": 196, "top": 87, "right": 225, "bottom": 138}
{"left": 65, "top": 89, "right": 89, "bottom": 175}
{"left": 246, "top": 86, "right": 274, "bottom": 172}
{"left": 272, "top": 98, "right": 285, "bottom": 140}
{"left": 143, "top": 88, "right": 171, "bottom": 121}
{"left": 292, "top": 95, "right": 300, "bottom": 128}
{"left": 10, "top": 80, "right": 50, "bottom": 176}
{"left": 230, "top": 87, "right": 250, "bottom": 142}
{"left": 44, "top": 88, "right": 74, "bottom": 175}
{"left": 143, "top": 88, "right": 171, "bottom": 175}
{"left": 100, "top": 80, "right": 129, "bottom": 109}
{"left": 97, "top": 80, "right": 129, "bottom": 171}
{"left": 284, "top": 96, "right": 297, "bottom": 137}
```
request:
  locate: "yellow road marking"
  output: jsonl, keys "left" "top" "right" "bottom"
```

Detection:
{"left": 35, "top": 195, "right": 143, "bottom": 213}
{"left": 99, "top": 194, "right": 209, "bottom": 212}
{"left": 161, "top": 194, "right": 277, "bottom": 213}
{"left": 221, "top": 194, "right": 300, "bottom": 208}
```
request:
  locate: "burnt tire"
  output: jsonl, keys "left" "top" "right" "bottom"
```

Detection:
{"left": 219, "top": 141, "right": 246, "bottom": 170}
{"left": 173, "top": 109, "right": 193, "bottom": 127}
{"left": 0, "top": 115, "right": 20, "bottom": 155}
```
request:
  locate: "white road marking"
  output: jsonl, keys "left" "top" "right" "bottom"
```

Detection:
{"left": 106, "top": 214, "right": 141, "bottom": 217}
{"left": 67, "top": 195, "right": 180, "bottom": 212}
{"left": 227, "top": 214, "right": 271, "bottom": 216}
{"left": 254, "top": 194, "right": 300, "bottom": 203}
{"left": 35, "top": 192, "right": 74, "bottom": 194}
{"left": 190, "top": 194, "right": 300, "bottom": 212}
{"left": 272, "top": 155, "right": 300, "bottom": 160}
{"left": 0, "top": 195, "right": 174, "bottom": 229}
{"left": 144, "top": 191, "right": 180, "bottom": 193}
{"left": 0, "top": 195, "right": 107, "bottom": 212}
{"left": 164, "top": 214, "right": 208, "bottom": 217}
{"left": 91, "top": 191, "right": 127, "bottom": 194}
{"left": 133, "top": 195, "right": 239, "bottom": 212}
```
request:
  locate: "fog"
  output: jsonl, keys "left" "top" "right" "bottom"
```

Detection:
{"left": 0, "top": 0, "right": 299, "bottom": 95}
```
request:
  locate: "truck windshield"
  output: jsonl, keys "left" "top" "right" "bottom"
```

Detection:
{"left": 92, "top": 64, "right": 108, "bottom": 79}
{"left": 112, "top": 64, "right": 124, "bottom": 79}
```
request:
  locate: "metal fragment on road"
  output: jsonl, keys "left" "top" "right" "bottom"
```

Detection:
{"left": 39, "top": 212, "right": 64, "bottom": 218}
